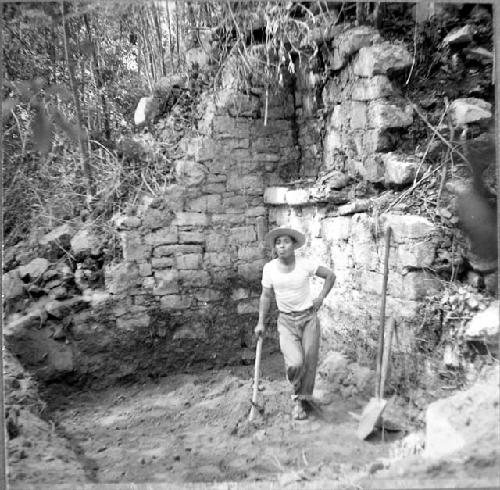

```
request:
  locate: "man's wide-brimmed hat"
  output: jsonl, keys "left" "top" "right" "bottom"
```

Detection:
{"left": 265, "top": 227, "right": 306, "bottom": 249}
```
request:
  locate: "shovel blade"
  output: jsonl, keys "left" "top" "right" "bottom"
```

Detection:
{"left": 357, "top": 397, "right": 387, "bottom": 440}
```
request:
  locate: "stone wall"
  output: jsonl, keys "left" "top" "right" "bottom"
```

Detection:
{"left": 96, "top": 55, "right": 301, "bottom": 373}
{"left": 103, "top": 30, "right": 439, "bottom": 374}
{"left": 294, "top": 25, "right": 417, "bottom": 184}
{"left": 267, "top": 199, "right": 440, "bottom": 354}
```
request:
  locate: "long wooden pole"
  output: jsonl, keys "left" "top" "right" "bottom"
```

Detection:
{"left": 375, "top": 226, "right": 392, "bottom": 398}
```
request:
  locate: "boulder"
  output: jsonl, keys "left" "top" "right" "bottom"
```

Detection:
{"left": 70, "top": 227, "right": 102, "bottom": 256}
{"left": 449, "top": 98, "right": 492, "bottom": 126}
{"left": 134, "top": 96, "right": 160, "bottom": 126}
{"left": 483, "top": 272, "right": 498, "bottom": 295}
{"left": 318, "top": 351, "right": 350, "bottom": 385}
{"left": 424, "top": 366, "right": 499, "bottom": 460}
{"left": 442, "top": 25, "right": 474, "bottom": 46}
{"left": 347, "top": 363, "right": 374, "bottom": 397}
{"left": 330, "top": 26, "right": 380, "bottom": 70}
{"left": 368, "top": 101, "right": 413, "bottom": 129}
{"left": 383, "top": 153, "right": 418, "bottom": 185}
{"left": 45, "top": 297, "right": 88, "bottom": 319}
{"left": 2, "top": 270, "right": 25, "bottom": 303}
{"left": 38, "top": 224, "right": 73, "bottom": 259}
{"left": 353, "top": 42, "right": 412, "bottom": 77}
{"left": 18, "top": 258, "right": 50, "bottom": 281}
{"left": 465, "top": 301, "right": 499, "bottom": 355}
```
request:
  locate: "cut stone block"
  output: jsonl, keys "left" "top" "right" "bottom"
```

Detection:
{"left": 104, "top": 262, "right": 140, "bottom": 294}
{"left": 144, "top": 228, "right": 178, "bottom": 247}
{"left": 121, "top": 231, "right": 152, "bottom": 261}
{"left": 175, "top": 253, "right": 202, "bottom": 270}
{"left": 160, "top": 295, "right": 192, "bottom": 310}
{"left": 353, "top": 42, "right": 412, "bottom": 77}
{"left": 142, "top": 209, "right": 174, "bottom": 230}
{"left": 330, "top": 26, "right": 380, "bottom": 70}
{"left": 263, "top": 187, "right": 288, "bottom": 205}
{"left": 383, "top": 152, "right": 418, "bottom": 185}
{"left": 286, "top": 189, "right": 310, "bottom": 206}
{"left": 231, "top": 226, "right": 257, "bottom": 243}
{"left": 204, "top": 252, "right": 232, "bottom": 268}
{"left": 351, "top": 76, "right": 394, "bottom": 101}
{"left": 173, "top": 212, "right": 209, "bottom": 227}
{"left": 368, "top": 101, "right": 413, "bottom": 129}
{"left": 382, "top": 214, "right": 436, "bottom": 241}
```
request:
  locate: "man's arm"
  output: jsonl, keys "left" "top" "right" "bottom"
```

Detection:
{"left": 312, "top": 265, "right": 336, "bottom": 311}
{"left": 255, "top": 286, "right": 273, "bottom": 337}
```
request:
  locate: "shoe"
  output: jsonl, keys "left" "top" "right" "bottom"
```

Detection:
{"left": 293, "top": 400, "right": 308, "bottom": 420}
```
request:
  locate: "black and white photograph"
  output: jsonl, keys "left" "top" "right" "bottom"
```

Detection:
{"left": 1, "top": 1, "right": 499, "bottom": 488}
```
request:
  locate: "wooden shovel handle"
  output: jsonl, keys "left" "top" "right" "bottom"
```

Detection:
{"left": 375, "top": 226, "right": 392, "bottom": 398}
{"left": 249, "top": 336, "right": 263, "bottom": 421}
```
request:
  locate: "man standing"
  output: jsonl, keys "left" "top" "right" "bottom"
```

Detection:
{"left": 255, "top": 227, "right": 336, "bottom": 420}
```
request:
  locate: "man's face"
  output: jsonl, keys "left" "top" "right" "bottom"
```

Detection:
{"left": 275, "top": 235, "right": 295, "bottom": 258}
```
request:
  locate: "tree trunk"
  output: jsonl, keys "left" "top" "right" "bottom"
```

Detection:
{"left": 175, "top": 0, "right": 180, "bottom": 69}
{"left": 165, "top": 0, "right": 174, "bottom": 70}
{"left": 61, "top": 1, "right": 92, "bottom": 203}
{"left": 151, "top": 2, "right": 166, "bottom": 77}
{"left": 83, "top": 13, "right": 111, "bottom": 140}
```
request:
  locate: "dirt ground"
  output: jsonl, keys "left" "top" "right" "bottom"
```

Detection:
{"left": 8, "top": 350, "right": 406, "bottom": 488}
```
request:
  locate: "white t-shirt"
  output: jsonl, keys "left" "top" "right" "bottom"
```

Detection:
{"left": 261, "top": 257, "right": 320, "bottom": 313}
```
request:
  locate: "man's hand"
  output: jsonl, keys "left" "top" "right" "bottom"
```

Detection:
{"left": 312, "top": 297, "right": 324, "bottom": 312}
{"left": 254, "top": 323, "right": 265, "bottom": 338}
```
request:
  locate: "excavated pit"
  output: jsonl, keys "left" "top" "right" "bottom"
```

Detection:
{"left": 7, "top": 341, "right": 408, "bottom": 488}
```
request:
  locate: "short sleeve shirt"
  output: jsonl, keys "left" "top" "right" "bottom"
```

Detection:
{"left": 261, "top": 257, "right": 319, "bottom": 313}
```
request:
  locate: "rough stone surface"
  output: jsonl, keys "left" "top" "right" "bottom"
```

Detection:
{"left": 351, "top": 76, "right": 394, "bottom": 101}
{"left": 38, "top": 223, "right": 73, "bottom": 247}
{"left": 331, "top": 26, "right": 379, "bottom": 70}
{"left": 18, "top": 258, "right": 50, "bottom": 281}
{"left": 3, "top": 270, "right": 25, "bottom": 303}
{"left": 71, "top": 228, "right": 101, "bottom": 256}
{"left": 175, "top": 160, "right": 208, "bottom": 187}
{"left": 442, "top": 25, "right": 475, "bottom": 46}
{"left": 318, "top": 351, "right": 349, "bottom": 384}
{"left": 382, "top": 214, "right": 436, "bottom": 241}
{"left": 424, "top": 366, "right": 499, "bottom": 460}
{"left": 368, "top": 101, "right": 413, "bottom": 129}
{"left": 105, "top": 262, "right": 140, "bottom": 295}
{"left": 353, "top": 42, "right": 412, "bottom": 77}
{"left": 465, "top": 301, "right": 499, "bottom": 353}
{"left": 383, "top": 152, "right": 418, "bottom": 185}
{"left": 449, "top": 98, "right": 492, "bottom": 126}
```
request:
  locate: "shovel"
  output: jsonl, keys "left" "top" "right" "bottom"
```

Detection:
{"left": 357, "top": 226, "right": 392, "bottom": 440}
{"left": 248, "top": 335, "right": 263, "bottom": 422}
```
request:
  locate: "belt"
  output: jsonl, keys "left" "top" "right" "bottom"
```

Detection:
{"left": 279, "top": 307, "right": 314, "bottom": 317}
